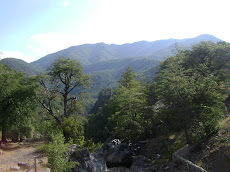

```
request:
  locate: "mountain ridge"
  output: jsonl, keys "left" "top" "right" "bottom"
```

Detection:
{"left": 0, "top": 34, "right": 222, "bottom": 98}
{"left": 31, "top": 34, "right": 221, "bottom": 69}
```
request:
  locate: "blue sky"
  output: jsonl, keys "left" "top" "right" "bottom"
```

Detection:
{"left": 1, "top": 0, "right": 230, "bottom": 62}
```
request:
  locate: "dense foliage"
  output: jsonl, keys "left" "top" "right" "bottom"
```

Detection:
{"left": 0, "top": 63, "right": 37, "bottom": 142}
{"left": 85, "top": 41, "right": 229, "bottom": 144}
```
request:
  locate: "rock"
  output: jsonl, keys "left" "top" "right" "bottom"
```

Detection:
{"left": 111, "top": 139, "right": 121, "bottom": 145}
{"left": 108, "top": 167, "right": 130, "bottom": 172}
{"left": 103, "top": 143, "right": 133, "bottom": 168}
{"left": 203, "top": 145, "right": 230, "bottom": 172}
{"left": 0, "top": 149, "right": 2, "bottom": 155}
{"left": 10, "top": 166, "right": 20, "bottom": 171}
{"left": 18, "top": 162, "right": 30, "bottom": 169}
{"left": 72, "top": 148, "right": 108, "bottom": 172}
{"left": 70, "top": 140, "right": 167, "bottom": 172}
{"left": 130, "top": 155, "right": 159, "bottom": 172}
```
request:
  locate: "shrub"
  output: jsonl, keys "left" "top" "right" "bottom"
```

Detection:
{"left": 45, "top": 132, "right": 77, "bottom": 172}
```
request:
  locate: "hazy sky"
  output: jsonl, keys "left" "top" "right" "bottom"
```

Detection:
{"left": 1, "top": 0, "right": 230, "bottom": 62}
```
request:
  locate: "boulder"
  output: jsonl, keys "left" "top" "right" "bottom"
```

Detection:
{"left": 103, "top": 143, "right": 133, "bottom": 168}
{"left": 130, "top": 155, "right": 160, "bottom": 172}
{"left": 72, "top": 148, "right": 108, "bottom": 172}
{"left": 70, "top": 140, "right": 157, "bottom": 172}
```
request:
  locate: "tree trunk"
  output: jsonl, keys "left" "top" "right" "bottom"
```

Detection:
{"left": 63, "top": 93, "right": 68, "bottom": 118}
{"left": 1, "top": 125, "right": 7, "bottom": 143}
{"left": 184, "top": 126, "right": 191, "bottom": 145}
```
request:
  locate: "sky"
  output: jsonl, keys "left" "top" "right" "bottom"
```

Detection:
{"left": 1, "top": 0, "right": 230, "bottom": 62}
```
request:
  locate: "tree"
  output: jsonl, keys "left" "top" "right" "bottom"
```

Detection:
{"left": 36, "top": 57, "right": 91, "bottom": 139}
{"left": 110, "top": 67, "right": 147, "bottom": 141}
{"left": 85, "top": 88, "right": 114, "bottom": 143}
{"left": 155, "top": 50, "right": 225, "bottom": 144}
{"left": 0, "top": 64, "right": 36, "bottom": 142}
{"left": 90, "top": 88, "right": 114, "bottom": 114}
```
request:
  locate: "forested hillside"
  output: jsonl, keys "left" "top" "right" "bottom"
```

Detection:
{"left": 1, "top": 34, "right": 220, "bottom": 101}
{"left": 31, "top": 34, "right": 220, "bottom": 69}
{"left": 0, "top": 58, "right": 41, "bottom": 76}
{"left": 1, "top": 40, "right": 230, "bottom": 171}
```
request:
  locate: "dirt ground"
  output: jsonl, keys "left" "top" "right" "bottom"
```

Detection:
{"left": 0, "top": 140, "right": 48, "bottom": 172}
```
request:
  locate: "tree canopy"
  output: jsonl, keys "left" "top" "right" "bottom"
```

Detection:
{"left": 154, "top": 41, "right": 228, "bottom": 143}
{"left": 0, "top": 64, "right": 37, "bottom": 142}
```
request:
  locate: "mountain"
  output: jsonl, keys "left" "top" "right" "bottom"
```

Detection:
{"left": 0, "top": 58, "right": 41, "bottom": 76}
{"left": 2, "top": 34, "right": 222, "bottom": 99}
{"left": 71, "top": 57, "right": 159, "bottom": 98}
{"left": 31, "top": 34, "right": 221, "bottom": 70}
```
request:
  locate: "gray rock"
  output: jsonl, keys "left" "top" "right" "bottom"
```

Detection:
{"left": 72, "top": 148, "right": 108, "bottom": 172}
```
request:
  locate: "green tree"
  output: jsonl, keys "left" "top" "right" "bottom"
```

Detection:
{"left": 0, "top": 64, "right": 36, "bottom": 142}
{"left": 110, "top": 67, "right": 147, "bottom": 141}
{"left": 36, "top": 57, "right": 91, "bottom": 125}
{"left": 90, "top": 88, "right": 114, "bottom": 114}
{"left": 155, "top": 53, "right": 225, "bottom": 144}
{"left": 62, "top": 116, "right": 84, "bottom": 143}
{"left": 85, "top": 88, "right": 114, "bottom": 143}
{"left": 180, "top": 41, "right": 230, "bottom": 89}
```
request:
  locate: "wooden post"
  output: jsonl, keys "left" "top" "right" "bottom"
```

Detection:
{"left": 34, "top": 157, "right": 37, "bottom": 172}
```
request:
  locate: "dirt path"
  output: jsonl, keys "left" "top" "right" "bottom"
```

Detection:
{"left": 0, "top": 140, "right": 48, "bottom": 172}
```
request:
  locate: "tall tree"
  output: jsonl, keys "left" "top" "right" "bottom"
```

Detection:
{"left": 110, "top": 66, "right": 147, "bottom": 141}
{"left": 36, "top": 57, "right": 91, "bottom": 125}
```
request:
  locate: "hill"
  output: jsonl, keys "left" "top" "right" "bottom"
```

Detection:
{"left": 2, "top": 34, "right": 222, "bottom": 99}
{"left": 0, "top": 58, "right": 41, "bottom": 76}
{"left": 31, "top": 34, "right": 220, "bottom": 70}
{"left": 73, "top": 57, "right": 159, "bottom": 98}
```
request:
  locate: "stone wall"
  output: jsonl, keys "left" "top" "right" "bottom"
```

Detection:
{"left": 172, "top": 144, "right": 207, "bottom": 172}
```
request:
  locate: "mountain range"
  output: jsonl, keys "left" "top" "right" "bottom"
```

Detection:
{"left": 1, "top": 34, "right": 221, "bottom": 98}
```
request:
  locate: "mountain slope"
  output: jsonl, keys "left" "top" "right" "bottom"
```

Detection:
{"left": 3, "top": 34, "right": 222, "bottom": 99}
{"left": 0, "top": 58, "right": 41, "bottom": 75}
{"left": 31, "top": 34, "right": 221, "bottom": 70}
{"left": 73, "top": 57, "right": 159, "bottom": 98}
{"left": 147, "top": 34, "right": 221, "bottom": 60}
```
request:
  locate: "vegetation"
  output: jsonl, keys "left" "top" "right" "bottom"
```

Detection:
{"left": 0, "top": 63, "right": 37, "bottom": 142}
{"left": 1, "top": 40, "right": 230, "bottom": 171}
{"left": 45, "top": 132, "right": 77, "bottom": 172}
{"left": 1, "top": 58, "right": 42, "bottom": 75}
{"left": 155, "top": 56, "right": 224, "bottom": 143}
{"left": 85, "top": 41, "right": 230, "bottom": 144}
{"left": 35, "top": 57, "right": 90, "bottom": 139}
{"left": 110, "top": 67, "right": 148, "bottom": 141}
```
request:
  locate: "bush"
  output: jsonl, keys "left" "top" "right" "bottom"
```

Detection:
{"left": 45, "top": 132, "right": 77, "bottom": 172}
